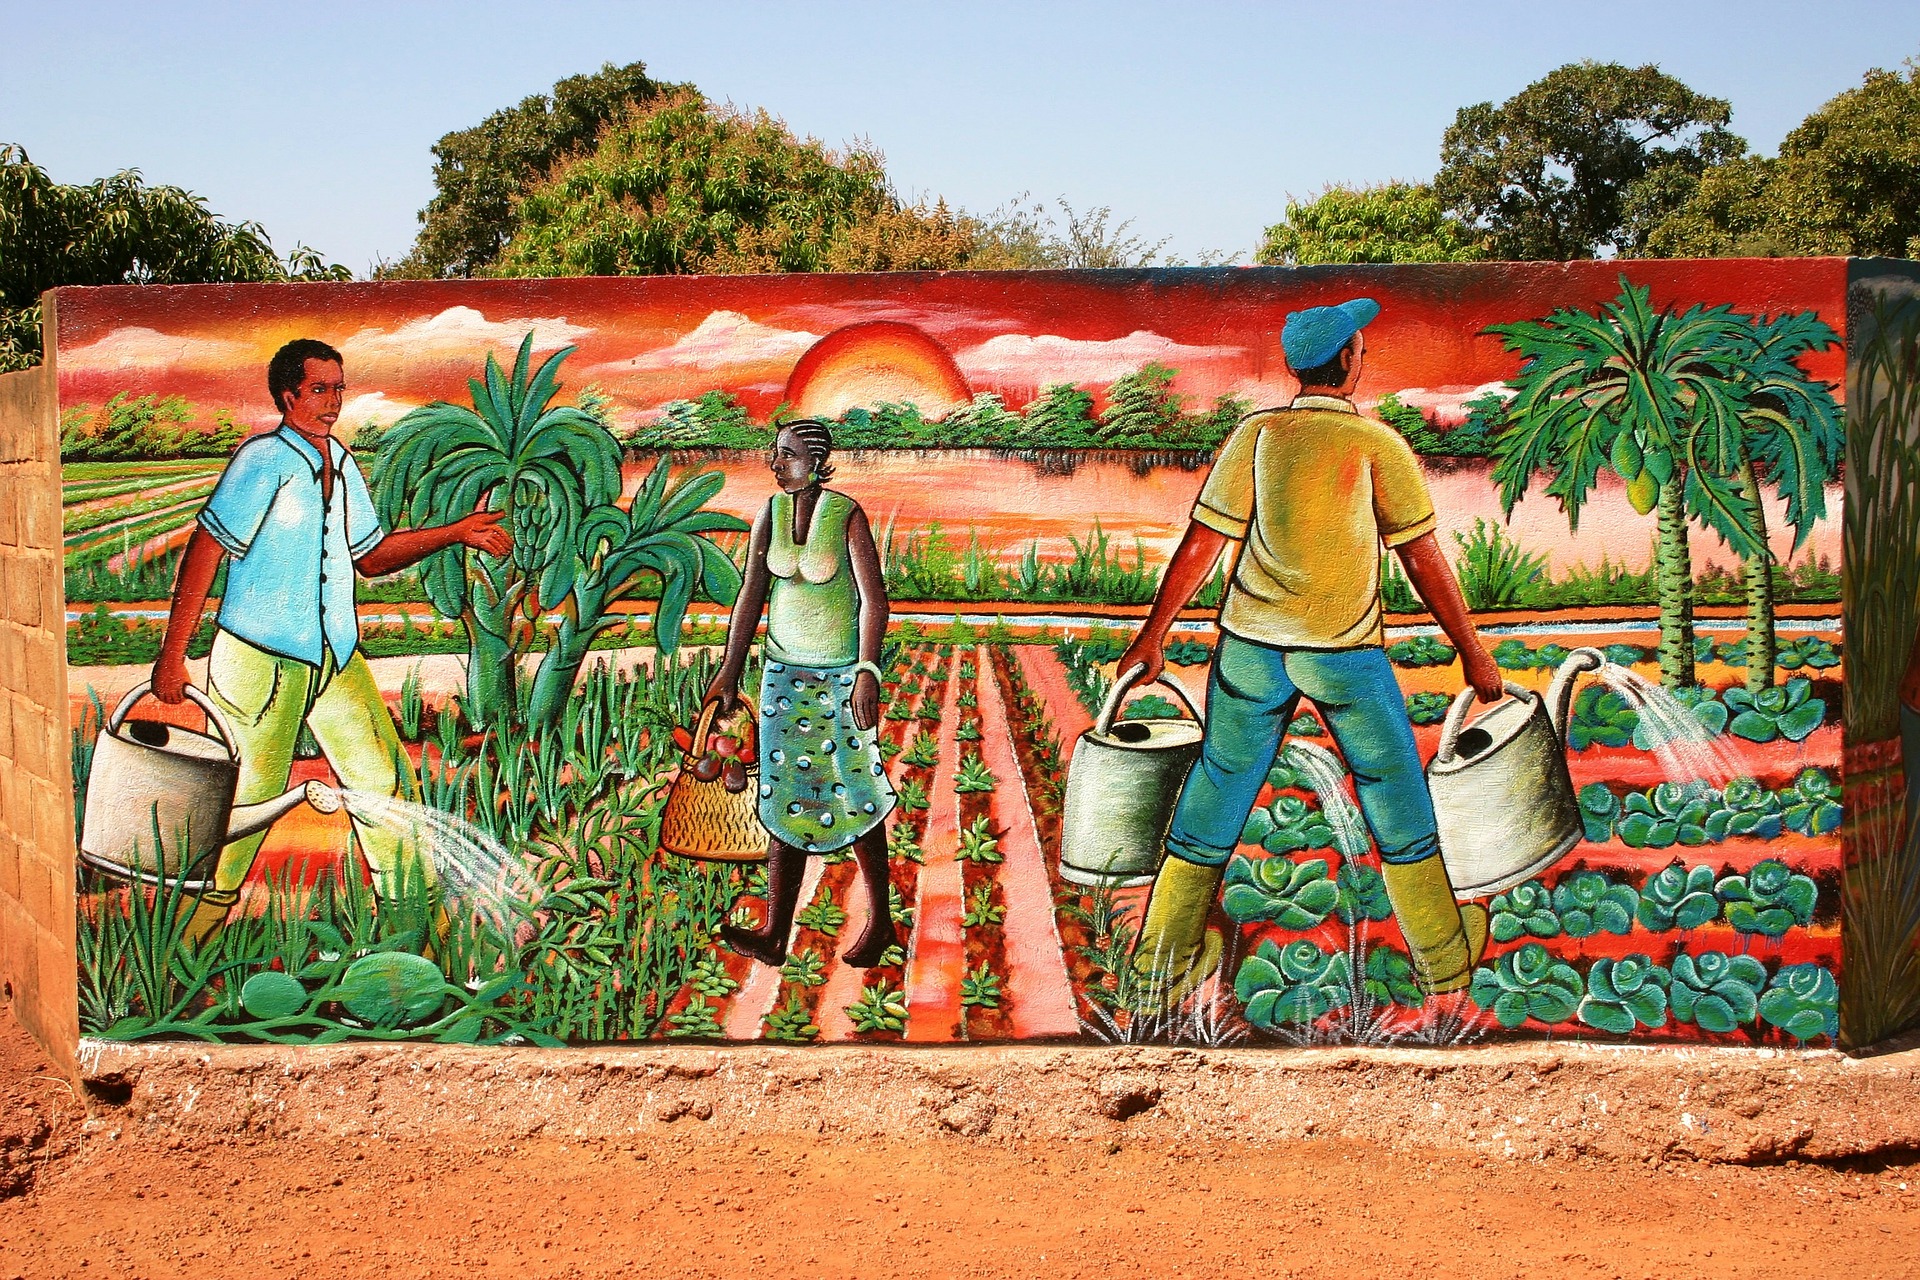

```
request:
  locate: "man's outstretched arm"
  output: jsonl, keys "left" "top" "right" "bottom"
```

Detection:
{"left": 355, "top": 510, "right": 511, "bottom": 577}
{"left": 1118, "top": 522, "right": 1230, "bottom": 685}
{"left": 151, "top": 527, "right": 227, "bottom": 704}
{"left": 1395, "top": 531, "right": 1501, "bottom": 702}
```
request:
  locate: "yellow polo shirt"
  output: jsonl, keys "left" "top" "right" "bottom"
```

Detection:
{"left": 1193, "top": 395, "right": 1436, "bottom": 650}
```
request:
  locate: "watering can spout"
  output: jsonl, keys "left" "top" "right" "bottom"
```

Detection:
{"left": 225, "top": 780, "right": 340, "bottom": 843}
{"left": 1546, "top": 647, "right": 1609, "bottom": 743}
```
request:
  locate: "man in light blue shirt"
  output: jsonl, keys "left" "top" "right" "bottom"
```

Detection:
{"left": 153, "top": 338, "right": 509, "bottom": 943}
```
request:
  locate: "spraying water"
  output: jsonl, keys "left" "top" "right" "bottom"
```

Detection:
{"left": 329, "top": 789, "right": 537, "bottom": 929}
{"left": 1593, "top": 662, "right": 1745, "bottom": 785}
{"left": 1281, "top": 740, "right": 1370, "bottom": 858}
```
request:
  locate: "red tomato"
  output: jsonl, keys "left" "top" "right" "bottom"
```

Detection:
{"left": 711, "top": 736, "right": 738, "bottom": 758}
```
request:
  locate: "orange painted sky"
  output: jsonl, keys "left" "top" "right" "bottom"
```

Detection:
{"left": 51, "top": 260, "right": 1849, "bottom": 437}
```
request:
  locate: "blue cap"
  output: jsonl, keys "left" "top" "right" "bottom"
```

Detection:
{"left": 1281, "top": 298, "right": 1381, "bottom": 371}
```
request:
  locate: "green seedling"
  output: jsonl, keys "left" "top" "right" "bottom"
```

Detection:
{"left": 779, "top": 948, "right": 828, "bottom": 988}
{"left": 902, "top": 731, "right": 941, "bottom": 769}
{"left": 847, "top": 978, "right": 910, "bottom": 1034}
{"left": 689, "top": 951, "right": 740, "bottom": 998}
{"left": 764, "top": 993, "right": 820, "bottom": 1042}
{"left": 954, "top": 754, "right": 998, "bottom": 794}
{"left": 795, "top": 900, "right": 848, "bottom": 937}
{"left": 895, "top": 778, "right": 931, "bottom": 812}
{"left": 667, "top": 993, "right": 725, "bottom": 1039}
{"left": 955, "top": 718, "right": 983, "bottom": 742}
{"left": 961, "top": 964, "right": 1004, "bottom": 1009}
{"left": 962, "top": 881, "right": 1005, "bottom": 928}
{"left": 956, "top": 816, "right": 1004, "bottom": 864}
{"left": 887, "top": 823, "right": 927, "bottom": 864}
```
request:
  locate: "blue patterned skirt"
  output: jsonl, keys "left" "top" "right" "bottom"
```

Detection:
{"left": 758, "top": 660, "right": 896, "bottom": 852}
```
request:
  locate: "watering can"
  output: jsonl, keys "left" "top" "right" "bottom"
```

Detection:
{"left": 1427, "top": 646, "right": 1606, "bottom": 899}
{"left": 1058, "top": 663, "right": 1204, "bottom": 887}
{"left": 78, "top": 682, "right": 340, "bottom": 891}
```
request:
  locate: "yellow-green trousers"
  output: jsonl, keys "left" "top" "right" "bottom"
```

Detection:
{"left": 192, "top": 629, "right": 422, "bottom": 937}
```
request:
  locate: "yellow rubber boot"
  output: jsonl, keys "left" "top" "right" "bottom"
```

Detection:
{"left": 1129, "top": 856, "right": 1225, "bottom": 1015}
{"left": 1381, "top": 855, "right": 1486, "bottom": 994}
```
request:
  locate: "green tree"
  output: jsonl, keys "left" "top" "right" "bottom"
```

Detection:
{"left": 398, "top": 61, "right": 683, "bottom": 278}
{"left": 1257, "top": 183, "right": 1485, "bottom": 265}
{"left": 1, "top": 145, "right": 344, "bottom": 371}
{"left": 1488, "top": 279, "right": 1765, "bottom": 688}
{"left": 1373, "top": 392, "right": 1444, "bottom": 454}
{"left": 373, "top": 335, "right": 622, "bottom": 729}
{"left": 491, "top": 90, "right": 973, "bottom": 277}
{"left": 1023, "top": 383, "right": 1096, "bottom": 445}
{"left": 1719, "top": 312, "right": 1843, "bottom": 688}
{"left": 1649, "top": 59, "right": 1920, "bottom": 259}
{"left": 942, "top": 392, "right": 1023, "bottom": 446}
{"left": 1435, "top": 62, "right": 1744, "bottom": 260}
{"left": 59, "top": 393, "right": 246, "bottom": 460}
{"left": 1099, "top": 363, "right": 1184, "bottom": 442}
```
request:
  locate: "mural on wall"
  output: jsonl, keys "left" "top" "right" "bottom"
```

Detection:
{"left": 1842, "top": 260, "right": 1920, "bottom": 1047}
{"left": 56, "top": 262, "right": 1848, "bottom": 1048}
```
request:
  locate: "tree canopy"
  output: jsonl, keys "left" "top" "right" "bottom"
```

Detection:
{"left": 1435, "top": 61, "right": 1744, "bottom": 260}
{"left": 399, "top": 61, "right": 686, "bottom": 278}
{"left": 1, "top": 145, "right": 344, "bottom": 371}
{"left": 1256, "top": 183, "right": 1484, "bottom": 265}
{"left": 489, "top": 89, "right": 975, "bottom": 277}
{"left": 1648, "top": 59, "right": 1920, "bottom": 259}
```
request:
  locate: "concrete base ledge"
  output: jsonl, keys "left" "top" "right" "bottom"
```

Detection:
{"left": 77, "top": 1038, "right": 1920, "bottom": 1165}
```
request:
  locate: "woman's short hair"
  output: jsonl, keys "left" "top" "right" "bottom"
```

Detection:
{"left": 783, "top": 418, "right": 836, "bottom": 482}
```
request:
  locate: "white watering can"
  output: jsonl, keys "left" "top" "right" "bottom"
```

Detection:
{"left": 79, "top": 682, "right": 340, "bottom": 891}
{"left": 1058, "top": 663, "right": 1204, "bottom": 887}
{"left": 1427, "top": 646, "right": 1606, "bottom": 899}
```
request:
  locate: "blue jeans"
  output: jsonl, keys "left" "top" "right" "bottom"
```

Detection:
{"left": 1165, "top": 634, "right": 1440, "bottom": 868}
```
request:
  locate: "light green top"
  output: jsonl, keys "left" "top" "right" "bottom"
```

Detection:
{"left": 765, "top": 489, "right": 860, "bottom": 667}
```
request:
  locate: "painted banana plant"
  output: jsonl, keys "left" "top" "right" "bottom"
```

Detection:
{"left": 373, "top": 334, "right": 621, "bottom": 729}
{"left": 524, "top": 459, "right": 747, "bottom": 731}
{"left": 1490, "top": 278, "right": 1766, "bottom": 689}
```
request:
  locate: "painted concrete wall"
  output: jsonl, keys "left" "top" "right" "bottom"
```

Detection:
{"left": 30, "top": 260, "right": 1872, "bottom": 1053}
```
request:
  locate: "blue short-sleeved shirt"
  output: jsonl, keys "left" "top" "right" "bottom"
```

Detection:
{"left": 198, "top": 424, "right": 385, "bottom": 668}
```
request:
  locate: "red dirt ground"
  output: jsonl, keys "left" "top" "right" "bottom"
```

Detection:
{"left": 4, "top": 1010, "right": 1919, "bottom": 1279}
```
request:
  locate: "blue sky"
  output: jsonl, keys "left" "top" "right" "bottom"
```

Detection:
{"left": 6, "top": 1, "right": 1918, "bottom": 273}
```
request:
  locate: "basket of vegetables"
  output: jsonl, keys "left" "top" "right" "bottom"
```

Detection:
{"left": 660, "top": 695, "right": 768, "bottom": 862}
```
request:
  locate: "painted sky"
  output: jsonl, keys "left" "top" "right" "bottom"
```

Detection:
{"left": 53, "top": 259, "right": 1848, "bottom": 438}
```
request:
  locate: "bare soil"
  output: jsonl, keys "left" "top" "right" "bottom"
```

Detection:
{"left": 5, "top": 1009, "right": 1920, "bottom": 1278}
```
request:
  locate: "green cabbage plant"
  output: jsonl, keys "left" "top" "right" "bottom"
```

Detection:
{"left": 1578, "top": 783, "right": 1620, "bottom": 842}
{"left": 1551, "top": 871, "right": 1639, "bottom": 938}
{"left": 1233, "top": 939, "right": 1353, "bottom": 1028}
{"left": 1717, "top": 859, "right": 1818, "bottom": 937}
{"left": 1333, "top": 861, "right": 1393, "bottom": 924}
{"left": 1780, "top": 768, "right": 1842, "bottom": 837}
{"left": 1567, "top": 686, "right": 1638, "bottom": 750}
{"left": 1704, "top": 776, "right": 1785, "bottom": 841}
{"left": 1758, "top": 963, "right": 1839, "bottom": 1042}
{"left": 1469, "top": 942, "right": 1584, "bottom": 1028}
{"left": 1240, "top": 795, "right": 1337, "bottom": 854}
{"left": 1220, "top": 855, "right": 1338, "bottom": 929}
{"left": 1724, "top": 677, "right": 1826, "bottom": 743}
{"left": 1617, "top": 781, "right": 1713, "bottom": 849}
{"left": 1578, "top": 955, "right": 1670, "bottom": 1033}
{"left": 1490, "top": 880, "right": 1559, "bottom": 941}
{"left": 1386, "top": 636, "right": 1456, "bottom": 667}
{"left": 1668, "top": 951, "right": 1766, "bottom": 1033}
{"left": 1631, "top": 685, "right": 1728, "bottom": 751}
{"left": 1636, "top": 862, "right": 1720, "bottom": 932}
{"left": 1774, "top": 636, "right": 1840, "bottom": 670}
{"left": 1364, "top": 946, "right": 1425, "bottom": 1009}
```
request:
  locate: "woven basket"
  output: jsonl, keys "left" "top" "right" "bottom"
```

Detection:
{"left": 660, "top": 696, "right": 768, "bottom": 863}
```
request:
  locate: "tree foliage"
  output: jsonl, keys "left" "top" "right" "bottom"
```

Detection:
{"left": 398, "top": 61, "right": 684, "bottom": 278}
{"left": 490, "top": 89, "right": 974, "bottom": 277}
{"left": 1648, "top": 59, "right": 1920, "bottom": 259}
{"left": 60, "top": 393, "right": 243, "bottom": 461}
{"left": 1, "top": 144, "right": 344, "bottom": 371}
{"left": 1256, "top": 183, "right": 1484, "bottom": 265}
{"left": 1435, "top": 62, "right": 1744, "bottom": 260}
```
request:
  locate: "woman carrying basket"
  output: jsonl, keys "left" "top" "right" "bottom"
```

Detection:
{"left": 704, "top": 420, "right": 898, "bottom": 968}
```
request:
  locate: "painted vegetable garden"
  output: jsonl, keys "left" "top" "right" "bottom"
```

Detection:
{"left": 65, "top": 274, "right": 1849, "bottom": 1049}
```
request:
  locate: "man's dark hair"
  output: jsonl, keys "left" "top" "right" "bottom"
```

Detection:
{"left": 1290, "top": 341, "right": 1353, "bottom": 390}
{"left": 268, "top": 339, "right": 344, "bottom": 412}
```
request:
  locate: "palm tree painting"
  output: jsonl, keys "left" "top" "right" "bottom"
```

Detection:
{"left": 1489, "top": 277, "right": 1839, "bottom": 689}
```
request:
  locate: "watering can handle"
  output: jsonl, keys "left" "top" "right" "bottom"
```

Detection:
{"left": 1095, "top": 663, "right": 1204, "bottom": 738}
{"left": 1434, "top": 681, "right": 1534, "bottom": 764}
{"left": 107, "top": 681, "right": 242, "bottom": 763}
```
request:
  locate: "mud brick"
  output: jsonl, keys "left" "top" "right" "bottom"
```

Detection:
{"left": 0, "top": 627, "right": 21, "bottom": 694}
{"left": 19, "top": 491, "right": 54, "bottom": 550}
{"left": 0, "top": 832, "right": 18, "bottom": 901}
{"left": 25, "top": 631, "right": 61, "bottom": 710}
{"left": 0, "top": 690, "right": 13, "bottom": 760}
{"left": 0, "top": 485, "right": 17, "bottom": 546}
{"left": 9, "top": 700, "right": 43, "bottom": 778}
{"left": 34, "top": 779, "right": 70, "bottom": 852}
{"left": 9, "top": 555, "right": 41, "bottom": 629}
{"left": 20, "top": 845, "right": 52, "bottom": 930}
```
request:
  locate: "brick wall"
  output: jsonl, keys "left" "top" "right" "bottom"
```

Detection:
{"left": 0, "top": 344, "right": 78, "bottom": 1073}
